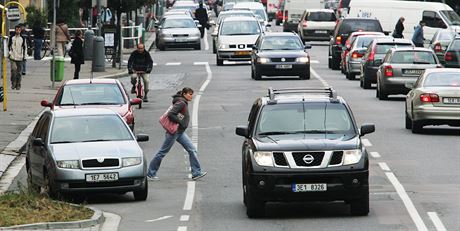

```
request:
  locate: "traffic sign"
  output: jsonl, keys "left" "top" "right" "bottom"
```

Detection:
{"left": 7, "top": 8, "right": 20, "bottom": 21}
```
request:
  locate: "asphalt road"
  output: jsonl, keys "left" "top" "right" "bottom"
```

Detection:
{"left": 17, "top": 23, "right": 460, "bottom": 231}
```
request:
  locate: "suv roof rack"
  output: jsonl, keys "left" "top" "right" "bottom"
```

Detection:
{"left": 268, "top": 87, "right": 337, "bottom": 100}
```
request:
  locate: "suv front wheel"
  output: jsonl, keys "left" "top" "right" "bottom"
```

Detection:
{"left": 245, "top": 186, "right": 266, "bottom": 218}
{"left": 350, "top": 189, "right": 369, "bottom": 216}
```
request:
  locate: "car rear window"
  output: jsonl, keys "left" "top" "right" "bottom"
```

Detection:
{"left": 391, "top": 51, "right": 437, "bottom": 64}
{"left": 355, "top": 36, "right": 381, "bottom": 48}
{"left": 449, "top": 39, "right": 460, "bottom": 50}
{"left": 307, "top": 12, "right": 336, "bottom": 21}
{"left": 338, "top": 20, "right": 382, "bottom": 35}
{"left": 424, "top": 73, "right": 460, "bottom": 87}
{"left": 376, "top": 43, "right": 412, "bottom": 54}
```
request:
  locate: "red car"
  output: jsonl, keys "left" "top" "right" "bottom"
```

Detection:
{"left": 41, "top": 79, "right": 141, "bottom": 131}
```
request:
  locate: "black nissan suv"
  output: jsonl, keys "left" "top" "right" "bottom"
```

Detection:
{"left": 235, "top": 87, "right": 375, "bottom": 218}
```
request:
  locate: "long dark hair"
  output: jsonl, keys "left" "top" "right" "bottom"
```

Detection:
{"left": 181, "top": 87, "right": 194, "bottom": 95}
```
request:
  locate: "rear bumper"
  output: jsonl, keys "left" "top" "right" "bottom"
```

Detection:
{"left": 300, "top": 29, "right": 332, "bottom": 41}
{"left": 348, "top": 60, "right": 362, "bottom": 74}
{"left": 381, "top": 77, "right": 418, "bottom": 95}
{"left": 413, "top": 106, "right": 460, "bottom": 125}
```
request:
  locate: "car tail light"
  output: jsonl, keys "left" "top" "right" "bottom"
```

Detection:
{"left": 434, "top": 43, "right": 442, "bottom": 53}
{"left": 352, "top": 51, "right": 364, "bottom": 59}
{"left": 420, "top": 93, "right": 439, "bottom": 103}
{"left": 302, "top": 21, "right": 308, "bottom": 28}
{"left": 445, "top": 52, "right": 453, "bottom": 61}
{"left": 336, "top": 35, "right": 342, "bottom": 45}
{"left": 383, "top": 65, "right": 393, "bottom": 77}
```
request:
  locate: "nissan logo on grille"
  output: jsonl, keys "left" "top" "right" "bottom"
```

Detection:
{"left": 303, "top": 154, "right": 314, "bottom": 164}
{"left": 238, "top": 44, "right": 245, "bottom": 49}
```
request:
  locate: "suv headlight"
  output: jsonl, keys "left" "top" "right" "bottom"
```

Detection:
{"left": 257, "top": 57, "right": 269, "bottom": 64}
{"left": 296, "top": 57, "right": 310, "bottom": 63}
{"left": 123, "top": 157, "right": 142, "bottom": 167}
{"left": 253, "top": 151, "right": 273, "bottom": 167}
{"left": 343, "top": 149, "right": 362, "bottom": 165}
{"left": 56, "top": 160, "right": 79, "bottom": 169}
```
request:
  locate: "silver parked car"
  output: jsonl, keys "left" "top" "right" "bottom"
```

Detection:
{"left": 376, "top": 47, "right": 441, "bottom": 100}
{"left": 26, "top": 108, "right": 149, "bottom": 200}
{"left": 344, "top": 35, "right": 387, "bottom": 80}
{"left": 215, "top": 16, "right": 262, "bottom": 66}
{"left": 429, "top": 29, "right": 457, "bottom": 64}
{"left": 405, "top": 68, "right": 460, "bottom": 133}
{"left": 155, "top": 14, "right": 202, "bottom": 51}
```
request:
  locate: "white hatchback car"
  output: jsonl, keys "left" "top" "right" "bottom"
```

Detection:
{"left": 216, "top": 16, "right": 262, "bottom": 66}
{"left": 297, "top": 9, "right": 337, "bottom": 41}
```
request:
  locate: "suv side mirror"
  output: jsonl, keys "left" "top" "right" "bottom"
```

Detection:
{"left": 235, "top": 126, "right": 249, "bottom": 138}
{"left": 360, "top": 124, "right": 375, "bottom": 136}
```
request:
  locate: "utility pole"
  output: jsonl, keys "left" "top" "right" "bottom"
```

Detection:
{"left": 51, "top": 0, "right": 56, "bottom": 89}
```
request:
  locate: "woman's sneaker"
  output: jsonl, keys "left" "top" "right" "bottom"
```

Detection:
{"left": 147, "top": 175, "right": 159, "bottom": 181}
{"left": 192, "top": 172, "right": 207, "bottom": 180}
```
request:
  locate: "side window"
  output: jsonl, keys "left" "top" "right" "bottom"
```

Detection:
{"left": 423, "top": 11, "right": 446, "bottom": 28}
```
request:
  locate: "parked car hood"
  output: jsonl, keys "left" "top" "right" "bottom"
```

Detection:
{"left": 161, "top": 28, "right": 199, "bottom": 35}
{"left": 253, "top": 134, "right": 359, "bottom": 151}
{"left": 257, "top": 50, "right": 308, "bottom": 58}
{"left": 51, "top": 140, "right": 142, "bottom": 161}
{"left": 218, "top": 34, "right": 260, "bottom": 45}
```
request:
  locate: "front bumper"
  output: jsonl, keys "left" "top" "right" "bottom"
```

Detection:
{"left": 160, "top": 36, "right": 200, "bottom": 47}
{"left": 256, "top": 63, "right": 310, "bottom": 76}
{"left": 217, "top": 49, "right": 252, "bottom": 61}
{"left": 247, "top": 170, "right": 369, "bottom": 202}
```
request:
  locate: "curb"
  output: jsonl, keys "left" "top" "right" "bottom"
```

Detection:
{"left": 0, "top": 206, "right": 104, "bottom": 230}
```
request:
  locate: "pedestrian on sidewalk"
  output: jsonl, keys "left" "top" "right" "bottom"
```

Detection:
{"left": 127, "top": 43, "right": 153, "bottom": 102}
{"left": 412, "top": 20, "right": 426, "bottom": 47}
{"left": 55, "top": 18, "right": 71, "bottom": 56}
{"left": 8, "top": 25, "right": 27, "bottom": 90}
{"left": 147, "top": 88, "right": 207, "bottom": 181}
{"left": 70, "top": 30, "right": 84, "bottom": 79}
{"left": 195, "top": 2, "right": 209, "bottom": 38}
{"left": 392, "top": 17, "right": 405, "bottom": 38}
{"left": 32, "top": 21, "right": 45, "bottom": 60}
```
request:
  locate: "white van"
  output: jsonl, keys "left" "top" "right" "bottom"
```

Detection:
{"left": 348, "top": 0, "right": 460, "bottom": 44}
{"left": 282, "top": 0, "right": 322, "bottom": 32}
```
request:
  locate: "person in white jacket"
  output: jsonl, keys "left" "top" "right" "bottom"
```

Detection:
{"left": 8, "top": 25, "right": 27, "bottom": 90}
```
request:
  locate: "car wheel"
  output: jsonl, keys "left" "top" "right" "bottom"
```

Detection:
{"left": 350, "top": 189, "right": 369, "bottom": 216}
{"left": 158, "top": 44, "right": 165, "bottom": 51}
{"left": 27, "top": 163, "right": 40, "bottom": 193}
{"left": 328, "top": 53, "right": 332, "bottom": 69}
{"left": 362, "top": 77, "right": 371, "bottom": 89}
{"left": 133, "top": 178, "right": 148, "bottom": 201}
{"left": 212, "top": 41, "right": 216, "bottom": 54}
{"left": 412, "top": 120, "right": 423, "bottom": 134}
{"left": 253, "top": 67, "right": 262, "bottom": 80}
{"left": 405, "top": 112, "right": 412, "bottom": 129}
{"left": 299, "top": 69, "right": 310, "bottom": 80}
{"left": 251, "top": 66, "right": 255, "bottom": 80}
{"left": 216, "top": 55, "right": 223, "bottom": 66}
{"left": 331, "top": 54, "right": 340, "bottom": 70}
{"left": 377, "top": 82, "right": 388, "bottom": 100}
{"left": 246, "top": 186, "right": 265, "bottom": 218}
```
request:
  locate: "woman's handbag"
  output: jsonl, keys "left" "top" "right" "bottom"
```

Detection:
{"left": 159, "top": 105, "right": 185, "bottom": 134}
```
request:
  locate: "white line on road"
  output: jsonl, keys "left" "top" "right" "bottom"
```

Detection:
{"left": 362, "top": 139, "right": 372, "bottom": 147}
{"left": 385, "top": 172, "right": 428, "bottom": 231}
{"left": 165, "top": 62, "right": 181, "bottom": 65}
{"left": 180, "top": 215, "right": 190, "bottom": 221}
{"left": 183, "top": 181, "right": 196, "bottom": 210}
{"left": 428, "top": 212, "right": 447, "bottom": 231}
{"left": 310, "top": 68, "right": 330, "bottom": 87}
{"left": 378, "top": 162, "right": 391, "bottom": 172}
{"left": 177, "top": 226, "right": 187, "bottom": 231}
{"left": 145, "top": 216, "right": 173, "bottom": 222}
{"left": 370, "top": 151, "right": 381, "bottom": 158}
{"left": 310, "top": 60, "right": 320, "bottom": 64}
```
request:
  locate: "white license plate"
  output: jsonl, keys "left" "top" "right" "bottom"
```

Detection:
{"left": 86, "top": 173, "right": 119, "bottom": 182}
{"left": 292, "top": 183, "right": 327, "bottom": 192}
{"left": 316, "top": 30, "right": 328, "bottom": 34}
{"left": 175, "top": 38, "right": 187, "bottom": 42}
{"left": 403, "top": 69, "right": 423, "bottom": 75}
{"left": 443, "top": 97, "right": 460, "bottom": 104}
{"left": 275, "top": 64, "right": 292, "bottom": 69}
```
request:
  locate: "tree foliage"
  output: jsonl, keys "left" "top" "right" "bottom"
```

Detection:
{"left": 25, "top": 6, "right": 48, "bottom": 27}
{"left": 46, "top": 0, "right": 81, "bottom": 27}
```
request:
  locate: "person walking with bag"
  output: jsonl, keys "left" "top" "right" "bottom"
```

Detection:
{"left": 412, "top": 20, "right": 426, "bottom": 47}
{"left": 392, "top": 17, "right": 405, "bottom": 38}
{"left": 147, "top": 88, "right": 207, "bottom": 181}
{"left": 70, "top": 30, "right": 84, "bottom": 79}
{"left": 55, "top": 18, "right": 71, "bottom": 56}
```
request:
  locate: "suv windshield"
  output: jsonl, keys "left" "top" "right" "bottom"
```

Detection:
{"left": 338, "top": 20, "right": 382, "bottom": 35}
{"left": 256, "top": 102, "right": 356, "bottom": 139}
{"left": 391, "top": 51, "right": 436, "bottom": 64}
{"left": 307, "top": 12, "right": 336, "bottom": 21}
{"left": 221, "top": 20, "right": 260, "bottom": 35}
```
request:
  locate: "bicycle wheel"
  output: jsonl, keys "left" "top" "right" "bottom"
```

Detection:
{"left": 40, "top": 42, "right": 50, "bottom": 60}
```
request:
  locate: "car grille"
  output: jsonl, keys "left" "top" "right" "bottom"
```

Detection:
{"left": 173, "top": 34, "right": 189, "bottom": 37}
{"left": 292, "top": 152, "right": 324, "bottom": 167}
{"left": 82, "top": 158, "right": 120, "bottom": 168}
{"left": 273, "top": 152, "right": 288, "bottom": 166}
{"left": 329, "top": 151, "right": 343, "bottom": 165}
{"left": 228, "top": 44, "right": 253, "bottom": 49}
{"left": 271, "top": 58, "right": 296, "bottom": 62}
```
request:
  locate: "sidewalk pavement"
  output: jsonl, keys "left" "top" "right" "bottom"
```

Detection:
{"left": 0, "top": 31, "right": 155, "bottom": 230}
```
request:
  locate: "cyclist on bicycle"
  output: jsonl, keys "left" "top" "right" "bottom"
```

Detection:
{"left": 128, "top": 43, "right": 153, "bottom": 102}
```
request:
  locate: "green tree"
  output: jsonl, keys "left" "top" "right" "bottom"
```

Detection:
{"left": 46, "top": 0, "right": 81, "bottom": 27}
{"left": 25, "top": 6, "right": 47, "bottom": 28}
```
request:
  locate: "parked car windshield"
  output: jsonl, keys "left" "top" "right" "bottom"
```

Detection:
{"left": 58, "top": 84, "right": 125, "bottom": 106}
{"left": 50, "top": 115, "right": 133, "bottom": 144}
{"left": 260, "top": 36, "right": 303, "bottom": 50}
{"left": 256, "top": 102, "right": 356, "bottom": 139}
{"left": 424, "top": 73, "right": 460, "bottom": 87}
{"left": 308, "top": 12, "right": 336, "bottom": 21}
{"left": 391, "top": 51, "right": 437, "bottom": 64}
{"left": 163, "top": 18, "right": 196, "bottom": 28}
{"left": 375, "top": 43, "right": 412, "bottom": 54}
{"left": 220, "top": 20, "right": 260, "bottom": 35}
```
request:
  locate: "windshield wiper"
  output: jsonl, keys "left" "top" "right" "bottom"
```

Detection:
{"left": 292, "top": 130, "right": 326, "bottom": 134}
{"left": 81, "top": 139, "right": 112, "bottom": 142}
{"left": 51, "top": 141, "right": 76, "bottom": 144}
{"left": 226, "top": 33, "right": 255, "bottom": 35}
{"left": 258, "top": 131, "right": 294, "bottom": 136}
{"left": 413, "top": 61, "right": 431, "bottom": 64}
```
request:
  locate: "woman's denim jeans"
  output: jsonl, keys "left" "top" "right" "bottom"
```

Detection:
{"left": 148, "top": 132, "right": 202, "bottom": 177}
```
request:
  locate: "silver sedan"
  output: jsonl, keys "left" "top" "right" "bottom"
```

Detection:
{"left": 405, "top": 68, "right": 460, "bottom": 133}
{"left": 155, "top": 15, "right": 202, "bottom": 50}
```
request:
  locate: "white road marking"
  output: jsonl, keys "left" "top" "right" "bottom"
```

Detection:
{"left": 362, "top": 139, "right": 372, "bottom": 147}
{"left": 385, "top": 172, "right": 428, "bottom": 231}
{"left": 310, "top": 68, "right": 330, "bottom": 87}
{"left": 204, "top": 30, "right": 209, "bottom": 50}
{"left": 427, "top": 212, "right": 447, "bottom": 231}
{"left": 177, "top": 226, "right": 187, "bottom": 231}
{"left": 183, "top": 181, "right": 196, "bottom": 210}
{"left": 378, "top": 162, "right": 391, "bottom": 172}
{"left": 310, "top": 60, "right": 320, "bottom": 64}
{"left": 145, "top": 216, "right": 173, "bottom": 222}
{"left": 180, "top": 215, "right": 190, "bottom": 221}
{"left": 166, "top": 62, "right": 181, "bottom": 65}
{"left": 370, "top": 151, "right": 381, "bottom": 158}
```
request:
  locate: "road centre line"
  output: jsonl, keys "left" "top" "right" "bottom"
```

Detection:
{"left": 310, "top": 68, "right": 329, "bottom": 87}
{"left": 166, "top": 62, "right": 181, "bottom": 65}
{"left": 427, "top": 212, "right": 447, "bottom": 231}
{"left": 177, "top": 226, "right": 187, "bottom": 231}
{"left": 180, "top": 215, "right": 190, "bottom": 221}
{"left": 361, "top": 139, "right": 372, "bottom": 147}
{"left": 370, "top": 151, "right": 381, "bottom": 158}
{"left": 385, "top": 172, "right": 428, "bottom": 231}
{"left": 183, "top": 181, "right": 196, "bottom": 210}
{"left": 378, "top": 162, "right": 391, "bottom": 172}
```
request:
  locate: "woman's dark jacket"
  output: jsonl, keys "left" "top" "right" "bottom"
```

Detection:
{"left": 70, "top": 37, "right": 84, "bottom": 65}
{"left": 168, "top": 93, "right": 190, "bottom": 133}
{"left": 393, "top": 20, "right": 404, "bottom": 38}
